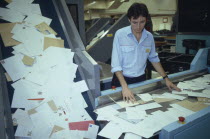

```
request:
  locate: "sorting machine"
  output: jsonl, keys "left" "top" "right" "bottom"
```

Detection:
{"left": 1, "top": 0, "right": 210, "bottom": 138}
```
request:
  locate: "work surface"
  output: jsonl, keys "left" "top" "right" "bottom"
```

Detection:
{"left": 95, "top": 72, "right": 210, "bottom": 139}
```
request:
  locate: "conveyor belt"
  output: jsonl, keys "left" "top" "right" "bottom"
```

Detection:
{"left": 96, "top": 70, "right": 208, "bottom": 108}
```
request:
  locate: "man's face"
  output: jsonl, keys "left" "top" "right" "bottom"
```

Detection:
{"left": 129, "top": 16, "right": 146, "bottom": 33}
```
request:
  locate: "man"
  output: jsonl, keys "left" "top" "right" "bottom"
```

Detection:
{"left": 111, "top": 3, "right": 181, "bottom": 103}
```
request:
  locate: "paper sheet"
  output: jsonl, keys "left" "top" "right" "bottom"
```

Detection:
{"left": 114, "top": 112, "right": 142, "bottom": 124}
{"left": 24, "top": 67, "right": 52, "bottom": 85}
{"left": 152, "top": 93, "right": 186, "bottom": 100}
{"left": 0, "top": 8, "right": 25, "bottom": 22}
{"left": 177, "top": 81, "right": 206, "bottom": 90}
{"left": 12, "top": 27, "right": 45, "bottom": 56}
{"left": 170, "top": 104, "right": 194, "bottom": 116}
{"left": 7, "top": 2, "right": 42, "bottom": 16}
{"left": 124, "top": 133, "right": 142, "bottom": 139}
{"left": 126, "top": 107, "right": 147, "bottom": 120}
{"left": 153, "top": 98, "right": 175, "bottom": 103}
{"left": 12, "top": 109, "right": 33, "bottom": 128}
{"left": 0, "top": 54, "right": 30, "bottom": 81}
{"left": 95, "top": 105, "right": 119, "bottom": 121}
{"left": 31, "top": 124, "right": 54, "bottom": 139}
{"left": 70, "top": 80, "right": 89, "bottom": 94}
{"left": 116, "top": 100, "right": 144, "bottom": 108}
{"left": 98, "top": 121, "right": 123, "bottom": 139}
{"left": 187, "top": 91, "right": 210, "bottom": 98}
{"left": 203, "top": 89, "right": 210, "bottom": 95}
{"left": 11, "top": 89, "right": 42, "bottom": 109}
{"left": 84, "top": 124, "right": 99, "bottom": 139}
{"left": 162, "top": 92, "right": 186, "bottom": 100}
{"left": 129, "top": 118, "right": 157, "bottom": 138}
{"left": 166, "top": 108, "right": 191, "bottom": 119}
{"left": 13, "top": 43, "right": 31, "bottom": 56}
{"left": 34, "top": 47, "right": 74, "bottom": 71}
{"left": 15, "top": 125, "right": 33, "bottom": 138}
{"left": 151, "top": 110, "right": 176, "bottom": 125}
{"left": 137, "top": 93, "right": 153, "bottom": 102}
{"left": 11, "top": 79, "right": 43, "bottom": 109}
{"left": 24, "top": 14, "right": 52, "bottom": 26}
{"left": 172, "top": 90, "right": 189, "bottom": 95}
{"left": 135, "top": 102, "right": 162, "bottom": 111}
{"left": 64, "top": 99, "right": 92, "bottom": 122}
{"left": 138, "top": 115, "right": 164, "bottom": 132}
{"left": 47, "top": 62, "right": 78, "bottom": 84}
{"left": 51, "top": 130, "right": 83, "bottom": 139}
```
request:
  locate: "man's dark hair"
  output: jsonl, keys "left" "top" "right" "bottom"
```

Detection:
{"left": 127, "top": 3, "right": 149, "bottom": 19}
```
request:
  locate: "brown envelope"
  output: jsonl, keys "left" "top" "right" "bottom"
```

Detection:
{"left": 4, "top": 72, "right": 12, "bottom": 82}
{"left": 0, "top": 23, "right": 16, "bottom": 33}
{"left": 5, "top": 0, "right": 12, "bottom": 3}
{"left": 22, "top": 55, "right": 35, "bottom": 66}
{"left": 44, "top": 37, "right": 64, "bottom": 50}
{"left": 0, "top": 32, "right": 21, "bottom": 47}
{"left": 154, "top": 98, "right": 175, "bottom": 103}
{"left": 49, "top": 125, "right": 65, "bottom": 137}
{"left": 35, "top": 22, "right": 57, "bottom": 35}
{"left": 27, "top": 108, "right": 37, "bottom": 115}
{"left": 47, "top": 100, "right": 58, "bottom": 112}
{"left": 176, "top": 100, "right": 208, "bottom": 112}
{"left": 0, "top": 23, "right": 21, "bottom": 47}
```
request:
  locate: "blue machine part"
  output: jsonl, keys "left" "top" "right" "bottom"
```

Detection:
{"left": 159, "top": 106, "right": 210, "bottom": 139}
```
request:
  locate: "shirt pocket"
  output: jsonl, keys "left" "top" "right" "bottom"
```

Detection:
{"left": 121, "top": 46, "right": 136, "bottom": 68}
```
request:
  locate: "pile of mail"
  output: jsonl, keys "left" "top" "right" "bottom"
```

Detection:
{"left": 0, "top": 0, "right": 99, "bottom": 138}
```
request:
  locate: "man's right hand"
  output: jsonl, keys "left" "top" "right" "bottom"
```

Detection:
{"left": 122, "top": 87, "right": 136, "bottom": 103}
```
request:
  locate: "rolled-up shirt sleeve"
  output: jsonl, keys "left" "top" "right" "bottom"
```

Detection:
{"left": 111, "top": 31, "right": 123, "bottom": 73}
{"left": 148, "top": 37, "right": 160, "bottom": 63}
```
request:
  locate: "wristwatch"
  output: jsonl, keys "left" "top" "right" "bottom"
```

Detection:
{"left": 163, "top": 75, "right": 168, "bottom": 79}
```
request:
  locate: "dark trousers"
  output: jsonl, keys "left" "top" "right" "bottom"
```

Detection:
{"left": 111, "top": 73, "right": 146, "bottom": 88}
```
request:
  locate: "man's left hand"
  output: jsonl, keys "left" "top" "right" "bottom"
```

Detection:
{"left": 165, "top": 78, "right": 181, "bottom": 92}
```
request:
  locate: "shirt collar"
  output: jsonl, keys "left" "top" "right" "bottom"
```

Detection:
{"left": 126, "top": 26, "right": 148, "bottom": 39}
